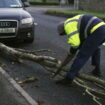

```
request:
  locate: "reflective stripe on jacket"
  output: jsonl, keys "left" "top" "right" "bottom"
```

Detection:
{"left": 64, "top": 14, "right": 105, "bottom": 48}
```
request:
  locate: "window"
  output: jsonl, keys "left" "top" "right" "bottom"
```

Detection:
{"left": 0, "top": 0, "right": 22, "bottom": 8}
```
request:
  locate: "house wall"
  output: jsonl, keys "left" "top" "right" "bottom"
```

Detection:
{"left": 79, "top": 0, "right": 105, "bottom": 13}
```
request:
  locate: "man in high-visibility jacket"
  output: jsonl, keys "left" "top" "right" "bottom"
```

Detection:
{"left": 55, "top": 14, "right": 105, "bottom": 85}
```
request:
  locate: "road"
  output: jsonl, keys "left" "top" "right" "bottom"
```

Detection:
{"left": 2, "top": 6, "right": 105, "bottom": 105}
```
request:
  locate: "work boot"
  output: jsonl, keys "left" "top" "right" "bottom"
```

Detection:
{"left": 56, "top": 77, "right": 73, "bottom": 86}
{"left": 92, "top": 68, "right": 101, "bottom": 77}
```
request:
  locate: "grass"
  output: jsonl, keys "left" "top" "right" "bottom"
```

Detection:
{"left": 46, "top": 9, "right": 105, "bottom": 18}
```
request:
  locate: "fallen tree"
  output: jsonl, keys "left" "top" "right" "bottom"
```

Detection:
{"left": 0, "top": 42, "right": 105, "bottom": 105}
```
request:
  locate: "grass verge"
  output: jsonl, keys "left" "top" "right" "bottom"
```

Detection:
{"left": 45, "top": 9, "right": 105, "bottom": 19}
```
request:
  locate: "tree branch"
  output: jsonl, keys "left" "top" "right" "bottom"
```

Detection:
{"left": 0, "top": 42, "right": 105, "bottom": 105}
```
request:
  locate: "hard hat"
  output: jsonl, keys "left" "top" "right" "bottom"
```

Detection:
{"left": 57, "top": 21, "right": 65, "bottom": 35}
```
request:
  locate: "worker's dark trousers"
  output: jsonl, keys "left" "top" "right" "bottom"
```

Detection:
{"left": 91, "top": 48, "right": 100, "bottom": 68}
{"left": 67, "top": 25, "right": 105, "bottom": 79}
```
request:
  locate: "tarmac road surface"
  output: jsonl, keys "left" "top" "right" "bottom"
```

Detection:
{"left": 1, "top": 6, "right": 105, "bottom": 105}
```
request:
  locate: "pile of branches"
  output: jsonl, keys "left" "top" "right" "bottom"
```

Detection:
{"left": 0, "top": 42, "right": 105, "bottom": 105}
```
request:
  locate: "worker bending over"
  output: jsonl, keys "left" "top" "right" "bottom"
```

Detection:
{"left": 55, "top": 14, "right": 105, "bottom": 85}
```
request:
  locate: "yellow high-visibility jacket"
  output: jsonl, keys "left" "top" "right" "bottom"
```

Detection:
{"left": 64, "top": 14, "right": 105, "bottom": 48}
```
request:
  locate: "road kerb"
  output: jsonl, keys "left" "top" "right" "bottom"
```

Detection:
{"left": 0, "top": 67, "right": 38, "bottom": 105}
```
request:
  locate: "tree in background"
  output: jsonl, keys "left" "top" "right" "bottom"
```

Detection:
{"left": 68, "top": 0, "right": 74, "bottom": 4}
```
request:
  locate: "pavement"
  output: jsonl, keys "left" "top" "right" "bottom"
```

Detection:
{"left": 27, "top": 5, "right": 74, "bottom": 13}
{"left": 0, "top": 67, "right": 38, "bottom": 105}
{"left": 0, "top": 74, "right": 21, "bottom": 105}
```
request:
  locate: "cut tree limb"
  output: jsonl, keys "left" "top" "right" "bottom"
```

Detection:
{"left": 0, "top": 42, "right": 59, "bottom": 67}
{"left": 77, "top": 73, "right": 105, "bottom": 87}
{"left": 0, "top": 42, "right": 105, "bottom": 105}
